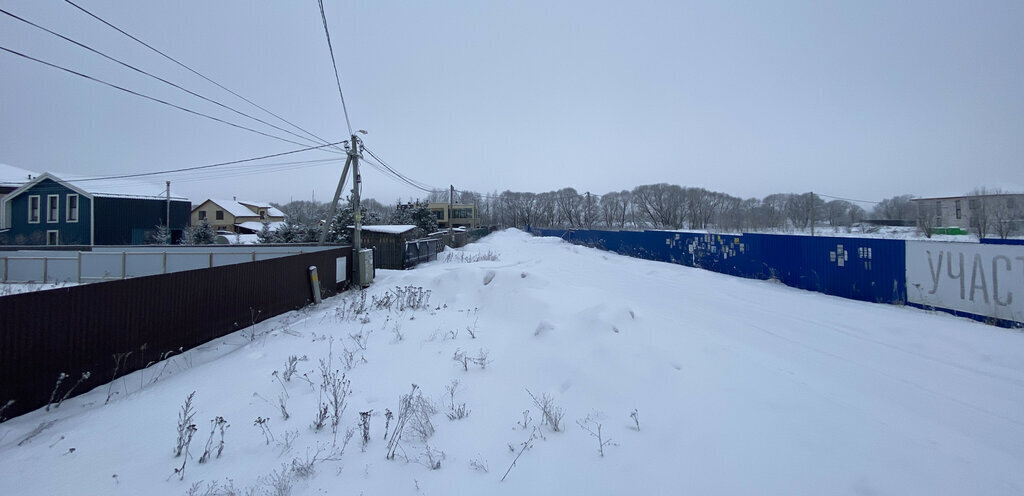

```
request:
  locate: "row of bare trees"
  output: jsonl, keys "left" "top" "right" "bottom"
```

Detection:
{"left": 463, "top": 185, "right": 872, "bottom": 233}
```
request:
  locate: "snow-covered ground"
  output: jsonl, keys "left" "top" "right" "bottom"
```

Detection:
{"left": 2, "top": 229, "right": 1023, "bottom": 495}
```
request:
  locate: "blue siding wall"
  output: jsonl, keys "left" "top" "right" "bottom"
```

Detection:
{"left": 4, "top": 178, "right": 92, "bottom": 245}
{"left": 527, "top": 227, "right": 924, "bottom": 319}
{"left": 93, "top": 197, "right": 190, "bottom": 245}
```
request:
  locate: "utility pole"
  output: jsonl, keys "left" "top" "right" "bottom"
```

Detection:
{"left": 809, "top": 191, "right": 815, "bottom": 236}
{"left": 165, "top": 181, "right": 171, "bottom": 242}
{"left": 449, "top": 184, "right": 454, "bottom": 238}
{"left": 318, "top": 150, "right": 353, "bottom": 245}
{"left": 352, "top": 135, "right": 362, "bottom": 261}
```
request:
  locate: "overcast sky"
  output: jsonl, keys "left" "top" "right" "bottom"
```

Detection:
{"left": 2, "top": 0, "right": 1022, "bottom": 207}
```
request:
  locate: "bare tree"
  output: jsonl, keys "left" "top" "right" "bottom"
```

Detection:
{"left": 989, "top": 193, "right": 1021, "bottom": 239}
{"left": 966, "top": 188, "right": 995, "bottom": 238}
{"left": 871, "top": 194, "right": 916, "bottom": 221}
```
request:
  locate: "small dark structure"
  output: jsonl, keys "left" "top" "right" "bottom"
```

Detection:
{"left": 354, "top": 225, "right": 452, "bottom": 270}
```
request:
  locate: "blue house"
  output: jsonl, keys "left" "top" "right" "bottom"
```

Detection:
{"left": 0, "top": 169, "right": 191, "bottom": 246}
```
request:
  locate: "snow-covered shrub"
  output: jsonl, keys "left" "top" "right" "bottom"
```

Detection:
{"left": 526, "top": 389, "right": 565, "bottom": 432}
{"left": 198, "top": 416, "right": 228, "bottom": 463}
{"left": 174, "top": 392, "right": 197, "bottom": 457}
{"left": 576, "top": 412, "right": 615, "bottom": 457}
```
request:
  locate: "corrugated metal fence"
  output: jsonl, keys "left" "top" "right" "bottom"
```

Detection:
{"left": 0, "top": 247, "right": 352, "bottom": 420}
{"left": 529, "top": 228, "right": 1022, "bottom": 327}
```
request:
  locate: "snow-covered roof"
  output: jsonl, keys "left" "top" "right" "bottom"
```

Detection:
{"left": 0, "top": 163, "right": 39, "bottom": 188}
{"left": 0, "top": 163, "right": 188, "bottom": 200}
{"left": 358, "top": 224, "right": 418, "bottom": 234}
{"left": 237, "top": 221, "right": 285, "bottom": 232}
{"left": 236, "top": 200, "right": 285, "bottom": 218}
{"left": 200, "top": 199, "right": 284, "bottom": 218}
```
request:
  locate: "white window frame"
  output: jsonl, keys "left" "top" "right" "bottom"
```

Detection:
{"left": 47, "top": 194, "right": 60, "bottom": 223}
{"left": 46, "top": 230, "right": 59, "bottom": 245}
{"left": 66, "top": 194, "right": 79, "bottom": 223}
{"left": 28, "top": 195, "right": 40, "bottom": 224}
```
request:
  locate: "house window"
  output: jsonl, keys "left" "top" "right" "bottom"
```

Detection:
{"left": 28, "top": 195, "right": 40, "bottom": 223}
{"left": 969, "top": 198, "right": 980, "bottom": 210}
{"left": 955, "top": 200, "right": 961, "bottom": 220}
{"left": 46, "top": 230, "right": 59, "bottom": 245}
{"left": 66, "top": 194, "right": 79, "bottom": 222}
{"left": 47, "top": 195, "right": 59, "bottom": 223}
{"left": 216, "top": 210, "right": 224, "bottom": 220}
{"left": 198, "top": 210, "right": 207, "bottom": 220}
{"left": 934, "top": 201, "right": 941, "bottom": 217}
{"left": 260, "top": 210, "right": 267, "bottom": 219}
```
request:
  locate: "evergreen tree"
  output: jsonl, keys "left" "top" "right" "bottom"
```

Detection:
{"left": 181, "top": 219, "right": 216, "bottom": 245}
{"left": 151, "top": 224, "right": 171, "bottom": 245}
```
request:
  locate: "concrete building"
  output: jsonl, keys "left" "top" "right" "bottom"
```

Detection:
{"left": 912, "top": 193, "right": 1024, "bottom": 237}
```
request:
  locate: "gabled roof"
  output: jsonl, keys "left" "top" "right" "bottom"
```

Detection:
{"left": 236, "top": 200, "right": 285, "bottom": 218}
{"left": 0, "top": 164, "right": 188, "bottom": 201}
{"left": 196, "top": 199, "right": 285, "bottom": 218}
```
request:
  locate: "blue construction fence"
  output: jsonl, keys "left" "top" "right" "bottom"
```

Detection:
{"left": 526, "top": 227, "right": 1024, "bottom": 328}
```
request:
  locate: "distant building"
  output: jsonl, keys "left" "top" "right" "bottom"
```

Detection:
{"left": 0, "top": 165, "right": 190, "bottom": 245}
{"left": 911, "top": 193, "right": 1024, "bottom": 235}
{"left": 427, "top": 202, "right": 478, "bottom": 229}
{"left": 191, "top": 199, "right": 286, "bottom": 234}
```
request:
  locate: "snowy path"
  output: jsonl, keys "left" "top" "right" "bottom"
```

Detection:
{"left": 1, "top": 229, "right": 1022, "bottom": 495}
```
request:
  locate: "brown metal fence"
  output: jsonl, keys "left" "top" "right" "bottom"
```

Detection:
{"left": 0, "top": 247, "right": 352, "bottom": 420}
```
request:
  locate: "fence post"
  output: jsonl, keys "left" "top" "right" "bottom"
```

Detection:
{"left": 162, "top": 251, "right": 167, "bottom": 274}
{"left": 209, "top": 252, "right": 214, "bottom": 268}
{"left": 121, "top": 251, "right": 127, "bottom": 279}
{"left": 251, "top": 250, "right": 256, "bottom": 262}
{"left": 77, "top": 252, "right": 82, "bottom": 283}
{"left": 42, "top": 257, "right": 48, "bottom": 283}
{"left": 3, "top": 256, "right": 7, "bottom": 282}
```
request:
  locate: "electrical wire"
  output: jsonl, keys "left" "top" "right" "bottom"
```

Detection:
{"left": 0, "top": 45, "right": 324, "bottom": 149}
{"left": 2, "top": 140, "right": 348, "bottom": 187}
{"left": 61, "top": 0, "right": 347, "bottom": 154}
{"left": 817, "top": 193, "right": 881, "bottom": 204}
{"left": 0, "top": 7, "right": 333, "bottom": 151}
{"left": 316, "top": 0, "right": 354, "bottom": 136}
{"left": 360, "top": 146, "right": 439, "bottom": 192}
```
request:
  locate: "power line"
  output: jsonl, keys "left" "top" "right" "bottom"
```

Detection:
{"left": 360, "top": 146, "right": 439, "bottom": 193}
{"left": 4, "top": 140, "right": 348, "bottom": 186}
{"left": 0, "top": 7, "right": 332, "bottom": 151}
{"left": 0, "top": 45, "right": 325, "bottom": 149}
{"left": 316, "top": 0, "right": 354, "bottom": 136}
{"left": 61, "top": 0, "right": 346, "bottom": 154}
{"left": 817, "top": 193, "right": 881, "bottom": 205}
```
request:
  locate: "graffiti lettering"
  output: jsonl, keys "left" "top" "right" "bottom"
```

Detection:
{"left": 927, "top": 250, "right": 942, "bottom": 294}
{"left": 946, "top": 251, "right": 965, "bottom": 300}
{"left": 993, "top": 256, "right": 1012, "bottom": 307}
{"left": 969, "top": 254, "right": 988, "bottom": 303}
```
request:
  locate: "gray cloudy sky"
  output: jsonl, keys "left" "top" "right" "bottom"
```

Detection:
{"left": 1, "top": 0, "right": 1022, "bottom": 207}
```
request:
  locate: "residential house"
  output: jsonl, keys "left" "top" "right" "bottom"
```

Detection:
{"left": 191, "top": 199, "right": 285, "bottom": 234}
{"left": 911, "top": 193, "right": 1024, "bottom": 237}
{"left": 426, "top": 202, "right": 478, "bottom": 229}
{"left": 0, "top": 165, "right": 191, "bottom": 245}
